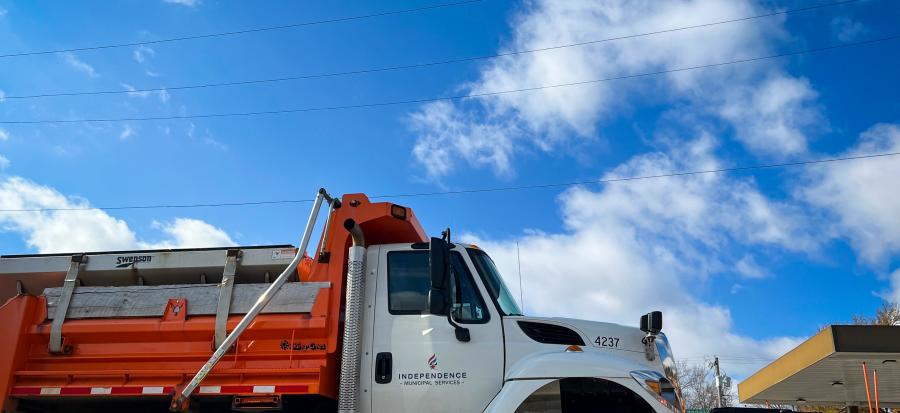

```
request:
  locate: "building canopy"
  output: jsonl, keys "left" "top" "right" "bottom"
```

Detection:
{"left": 739, "top": 325, "right": 900, "bottom": 407}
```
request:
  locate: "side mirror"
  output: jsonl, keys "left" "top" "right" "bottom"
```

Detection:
{"left": 427, "top": 237, "right": 451, "bottom": 315}
{"left": 640, "top": 311, "right": 663, "bottom": 335}
{"left": 427, "top": 288, "right": 448, "bottom": 315}
{"left": 428, "top": 237, "right": 450, "bottom": 289}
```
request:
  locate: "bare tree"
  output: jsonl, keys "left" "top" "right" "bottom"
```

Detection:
{"left": 676, "top": 361, "right": 735, "bottom": 409}
{"left": 852, "top": 301, "right": 900, "bottom": 326}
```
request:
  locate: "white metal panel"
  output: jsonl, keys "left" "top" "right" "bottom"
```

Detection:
{"left": 44, "top": 282, "right": 330, "bottom": 318}
{"left": 0, "top": 245, "right": 298, "bottom": 301}
{"left": 369, "top": 246, "right": 505, "bottom": 413}
{"left": 482, "top": 377, "right": 672, "bottom": 413}
{"left": 501, "top": 316, "right": 661, "bottom": 379}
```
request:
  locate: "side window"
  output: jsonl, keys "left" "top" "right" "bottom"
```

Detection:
{"left": 387, "top": 252, "right": 430, "bottom": 314}
{"left": 386, "top": 251, "right": 490, "bottom": 323}
{"left": 448, "top": 253, "right": 489, "bottom": 323}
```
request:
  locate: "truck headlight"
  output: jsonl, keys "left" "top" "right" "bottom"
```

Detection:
{"left": 630, "top": 370, "right": 678, "bottom": 412}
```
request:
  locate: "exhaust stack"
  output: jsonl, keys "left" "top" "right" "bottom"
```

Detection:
{"left": 338, "top": 219, "right": 366, "bottom": 413}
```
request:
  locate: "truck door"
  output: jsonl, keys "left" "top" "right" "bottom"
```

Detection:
{"left": 370, "top": 245, "right": 504, "bottom": 412}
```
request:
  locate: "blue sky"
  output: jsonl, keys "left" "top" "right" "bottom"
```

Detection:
{"left": 1, "top": 0, "right": 899, "bottom": 380}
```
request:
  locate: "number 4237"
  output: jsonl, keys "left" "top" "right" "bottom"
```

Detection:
{"left": 595, "top": 336, "right": 620, "bottom": 348}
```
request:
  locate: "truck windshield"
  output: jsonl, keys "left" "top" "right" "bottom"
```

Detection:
{"left": 467, "top": 248, "right": 523, "bottom": 316}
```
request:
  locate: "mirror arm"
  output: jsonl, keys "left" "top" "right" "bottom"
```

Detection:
{"left": 446, "top": 312, "right": 470, "bottom": 342}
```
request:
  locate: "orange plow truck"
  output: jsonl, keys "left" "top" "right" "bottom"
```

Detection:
{"left": 0, "top": 189, "right": 685, "bottom": 413}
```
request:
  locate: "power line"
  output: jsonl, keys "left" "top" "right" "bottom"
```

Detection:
{"left": 2, "top": 34, "right": 896, "bottom": 125}
{"left": 3, "top": 150, "right": 898, "bottom": 213}
{"left": 0, "top": 1, "right": 481, "bottom": 59}
{"left": 1, "top": 0, "right": 862, "bottom": 101}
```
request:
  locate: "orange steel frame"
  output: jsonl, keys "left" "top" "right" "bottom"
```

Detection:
{"left": 0, "top": 194, "right": 427, "bottom": 410}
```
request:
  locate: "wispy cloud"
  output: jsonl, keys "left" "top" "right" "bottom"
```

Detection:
{"left": 121, "top": 83, "right": 151, "bottom": 98}
{"left": 408, "top": 0, "right": 823, "bottom": 179}
{"left": 831, "top": 16, "right": 869, "bottom": 42}
{"left": 163, "top": 0, "right": 201, "bottom": 7}
{"left": 0, "top": 128, "right": 9, "bottom": 141}
{"left": 157, "top": 88, "right": 170, "bottom": 103}
{"left": 132, "top": 45, "right": 155, "bottom": 63}
{"left": 0, "top": 7, "right": 7, "bottom": 18}
{"left": 203, "top": 137, "right": 227, "bottom": 151}
{"left": 0, "top": 90, "right": 6, "bottom": 102}
{"left": 119, "top": 124, "right": 135, "bottom": 140}
{"left": 885, "top": 269, "right": 900, "bottom": 305}
{"left": 0, "top": 155, "right": 9, "bottom": 171}
{"left": 121, "top": 83, "right": 171, "bottom": 103}
{"left": 735, "top": 255, "right": 769, "bottom": 279}
{"left": 60, "top": 52, "right": 98, "bottom": 78}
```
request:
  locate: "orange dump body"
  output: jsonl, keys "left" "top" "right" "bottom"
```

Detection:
{"left": 0, "top": 194, "right": 427, "bottom": 410}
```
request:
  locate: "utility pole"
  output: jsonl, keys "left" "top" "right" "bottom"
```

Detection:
{"left": 712, "top": 357, "right": 724, "bottom": 408}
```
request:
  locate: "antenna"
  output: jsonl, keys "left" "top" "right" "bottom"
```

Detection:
{"left": 516, "top": 241, "right": 524, "bottom": 313}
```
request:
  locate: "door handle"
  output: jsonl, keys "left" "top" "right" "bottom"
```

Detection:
{"left": 375, "top": 352, "right": 392, "bottom": 384}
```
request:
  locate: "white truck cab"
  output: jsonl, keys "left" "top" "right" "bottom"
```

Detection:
{"left": 356, "top": 240, "right": 683, "bottom": 413}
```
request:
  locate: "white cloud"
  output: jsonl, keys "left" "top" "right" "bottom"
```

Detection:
{"left": 719, "top": 74, "right": 822, "bottom": 157}
{"left": 121, "top": 83, "right": 170, "bottom": 103}
{"left": 830, "top": 16, "right": 868, "bottom": 42}
{"left": 802, "top": 123, "right": 900, "bottom": 265}
{"left": 132, "top": 45, "right": 155, "bottom": 64}
{"left": 163, "top": 0, "right": 200, "bottom": 7}
{"left": 0, "top": 128, "right": 9, "bottom": 141}
{"left": 60, "top": 52, "right": 98, "bottom": 78}
{"left": 409, "top": 101, "right": 517, "bottom": 178}
{"left": 0, "top": 89, "right": 6, "bottom": 102}
{"left": 0, "top": 176, "right": 235, "bottom": 253}
{"left": 203, "top": 137, "right": 228, "bottom": 151}
{"left": 461, "top": 137, "right": 809, "bottom": 374}
{"left": 735, "top": 255, "right": 767, "bottom": 279}
{"left": 886, "top": 269, "right": 900, "bottom": 305}
{"left": 0, "top": 155, "right": 9, "bottom": 170}
{"left": 119, "top": 124, "right": 135, "bottom": 140}
{"left": 145, "top": 218, "right": 234, "bottom": 249}
{"left": 121, "top": 83, "right": 151, "bottom": 98}
{"left": 157, "top": 88, "right": 170, "bottom": 103}
{"left": 409, "top": 0, "right": 823, "bottom": 178}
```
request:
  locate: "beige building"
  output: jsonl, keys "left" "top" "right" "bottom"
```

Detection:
{"left": 739, "top": 325, "right": 899, "bottom": 411}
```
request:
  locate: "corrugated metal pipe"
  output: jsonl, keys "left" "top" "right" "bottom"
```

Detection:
{"left": 338, "top": 219, "right": 366, "bottom": 413}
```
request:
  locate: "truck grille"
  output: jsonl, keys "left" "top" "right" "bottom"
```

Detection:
{"left": 517, "top": 321, "right": 585, "bottom": 346}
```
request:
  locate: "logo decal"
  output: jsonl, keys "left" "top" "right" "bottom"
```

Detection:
{"left": 398, "top": 354, "right": 466, "bottom": 386}
{"left": 115, "top": 255, "right": 152, "bottom": 268}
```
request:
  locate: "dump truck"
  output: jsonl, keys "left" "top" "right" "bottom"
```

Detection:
{"left": 0, "top": 189, "right": 684, "bottom": 412}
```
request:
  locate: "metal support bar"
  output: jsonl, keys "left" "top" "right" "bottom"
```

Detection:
{"left": 213, "top": 249, "right": 241, "bottom": 348}
{"left": 172, "top": 188, "right": 331, "bottom": 412}
{"left": 317, "top": 198, "right": 339, "bottom": 263}
{"left": 49, "top": 254, "right": 85, "bottom": 354}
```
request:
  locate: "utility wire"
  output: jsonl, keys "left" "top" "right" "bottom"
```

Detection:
{"left": 0, "top": 0, "right": 481, "bottom": 59}
{"left": 3, "top": 151, "right": 898, "bottom": 213}
{"left": 1, "top": 0, "right": 862, "bottom": 100}
{"left": 2, "top": 34, "right": 897, "bottom": 125}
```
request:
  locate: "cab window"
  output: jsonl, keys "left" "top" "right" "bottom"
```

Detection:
{"left": 386, "top": 251, "right": 489, "bottom": 323}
